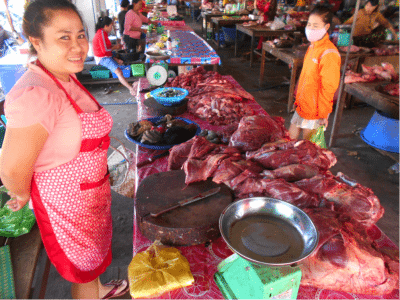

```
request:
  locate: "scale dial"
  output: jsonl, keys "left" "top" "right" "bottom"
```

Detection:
{"left": 147, "top": 65, "right": 168, "bottom": 86}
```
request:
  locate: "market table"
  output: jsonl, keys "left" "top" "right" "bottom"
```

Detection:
{"left": 145, "top": 30, "right": 221, "bottom": 71}
{"left": 260, "top": 42, "right": 374, "bottom": 112}
{"left": 126, "top": 76, "right": 399, "bottom": 300}
{"left": 211, "top": 16, "right": 252, "bottom": 49}
{"left": 329, "top": 81, "right": 399, "bottom": 148}
{"left": 234, "top": 24, "right": 297, "bottom": 67}
{"left": 200, "top": 11, "right": 223, "bottom": 36}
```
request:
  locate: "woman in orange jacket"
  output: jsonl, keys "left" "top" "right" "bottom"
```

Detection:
{"left": 289, "top": 4, "right": 341, "bottom": 140}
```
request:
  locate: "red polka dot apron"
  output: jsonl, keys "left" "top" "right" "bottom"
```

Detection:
{"left": 30, "top": 61, "right": 113, "bottom": 283}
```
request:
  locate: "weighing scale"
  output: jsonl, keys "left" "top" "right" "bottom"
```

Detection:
{"left": 145, "top": 52, "right": 170, "bottom": 87}
{"left": 214, "top": 254, "right": 302, "bottom": 300}
{"left": 215, "top": 197, "right": 319, "bottom": 300}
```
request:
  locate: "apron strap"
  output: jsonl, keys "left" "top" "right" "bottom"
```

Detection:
{"left": 36, "top": 60, "right": 102, "bottom": 114}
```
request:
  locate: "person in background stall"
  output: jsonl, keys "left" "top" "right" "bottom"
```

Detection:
{"left": 118, "top": 0, "right": 130, "bottom": 39}
{"left": 93, "top": 16, "right": 136, "bottom": 95}
{"left": 343, "top": 0, "right": 398, "bottom": 47}
{"left": 124, "top": 0, "right": 154, "bottom": 53}
{"left": 0, "top": 0, "right": 129, "bottom": 298}
{"left": 288, "top": 4, "right": 340, "bottom": 140}
{"left": 254, "top": 0, "right": 277, "bottom": 49}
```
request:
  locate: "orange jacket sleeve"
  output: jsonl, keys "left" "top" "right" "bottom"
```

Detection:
{"left": 317, "top": 51, "right": 341, "bottom": 119}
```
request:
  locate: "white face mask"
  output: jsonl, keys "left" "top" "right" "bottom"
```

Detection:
{"left": 305, "top": 28, "right": 327, "bottom": 42}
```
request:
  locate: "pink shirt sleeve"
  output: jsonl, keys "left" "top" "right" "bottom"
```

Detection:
{"left": 5, "top": 66, "right": 99, "bottom": 173}
{"left": 124, "top": 10, "right": 143, "bottom": 39}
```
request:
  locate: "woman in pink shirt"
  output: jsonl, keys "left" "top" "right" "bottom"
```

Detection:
{"left": 0, "top": 0, "right": 128, "bottom": 298}
{"left": 123, "top": 0, "right": 154, "bottom": 52}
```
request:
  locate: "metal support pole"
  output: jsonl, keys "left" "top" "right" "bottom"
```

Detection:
{"left": 328, "top": 0, "right": 361, "bottom": 148}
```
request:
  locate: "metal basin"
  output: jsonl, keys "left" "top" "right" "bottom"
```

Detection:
{"left": 219, "top": 197, "right": 319, "bottom": 266}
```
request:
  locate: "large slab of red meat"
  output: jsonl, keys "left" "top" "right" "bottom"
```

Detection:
{"left": 300, "top": 207, "right": 399, "bottom": 295}
{"left": 228, "top": 115, "right": 289, "bottom": 151}
{"left": 295, "top": 173, "right": 384, "bottom": 227}
{"left": 246, "top": 140, "right": 337, "bottom": 171}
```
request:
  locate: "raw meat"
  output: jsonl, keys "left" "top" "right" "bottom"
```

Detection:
{"left": 300, "top": 207, "right": 399, "bottom": 295}
{"left": 166, "top": 67, "right": 256, "bottom": 125}
{"left": 230, "top": 173, "right": 320, "bottom": 208}
{"left": 213, "top": 158, "right": 264, "bottom": 184}
{"left": 345, "top": 63, "right": 398, "bottom": 84}
{"left": 382, "top": 63, "right": 399, "bottom": 82}
{"left": 246, "top": 140, "right": 337, "bottom": 171}
{"left": 383, "top": 83, "right": 399, "bottom": 97}
{"left": 167, "top": 138, "right": 195, "bottom": 170}
{"left": 229, "top": 115, "right": 289, "bottom": 151}
{"left": 262, "top": 164, "right": 321, "bottom": 182}
{"left": 295, "top": 173, "right": 384, "bottom": 227}
{"left": 339, "top": 45, "right": 360, "bottom": 52}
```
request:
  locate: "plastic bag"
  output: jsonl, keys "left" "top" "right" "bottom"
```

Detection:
{"left": 269, "top": 17, "right": 286, "bottom": 30}
{"left": 128, "top": 241, "right": 194, "bottom": 298}
{"left": 308, "top": 126, "right": 327, "bottom": 149}
{"left": 0, "top": 186, "right": 36, "bottom": 238}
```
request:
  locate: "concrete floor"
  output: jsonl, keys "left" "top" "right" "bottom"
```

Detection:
{"left": 30, "top": 14, "right": 399, "bottom": 299}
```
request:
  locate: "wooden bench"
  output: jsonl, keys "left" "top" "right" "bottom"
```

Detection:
{"left": 0, "top": 224, "right": 50, "bottom": 299}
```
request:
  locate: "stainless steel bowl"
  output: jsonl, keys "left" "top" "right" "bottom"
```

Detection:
{"left": 219, "top": 197, "right": 319, "bottom": 266}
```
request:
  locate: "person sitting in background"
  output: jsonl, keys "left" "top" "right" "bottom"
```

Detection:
{"left": 93, "top": 16, "right": 135, "bottom": 95}
{"left": 118, "top": 0, "right": 130, "bottom": 39}
{"left": 343, "top": 0, "right": 398, "bottom": 47}
{"left": 123, "top": 0, "right": 154, "bottom": 53}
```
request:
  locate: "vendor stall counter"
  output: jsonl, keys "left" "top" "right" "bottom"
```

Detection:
{"left": 235, "top": 24, "right": 297, "bottom": 67}
{"left": 128, "top": 76, "right": 399, "bottom": 300}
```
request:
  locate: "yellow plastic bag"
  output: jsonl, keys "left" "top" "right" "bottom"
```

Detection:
{"left": 128, "top": 241, "right": 194, "bottom": 298}
{"left": 308, "top": 126, "right": 327, "bottom": 149}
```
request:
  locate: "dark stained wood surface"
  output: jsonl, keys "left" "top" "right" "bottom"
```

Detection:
{"left": 136, "top": 170, "right": 233, "bottom": 246}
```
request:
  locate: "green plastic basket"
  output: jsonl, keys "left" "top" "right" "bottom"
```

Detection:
{"left": 0, "top": 245, "right": 16, "bottom": 299}
{"left": 131, "top": 64, "right": 145, "bottom": 77}
{"left": 89, "top": 66, "right": 110, "bottom": 79}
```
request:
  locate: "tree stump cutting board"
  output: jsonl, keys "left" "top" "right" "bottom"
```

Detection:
{"left": 136, "top": 170, "right": 233, "bottom": 246}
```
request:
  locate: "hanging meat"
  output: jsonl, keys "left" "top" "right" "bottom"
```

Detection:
{"left": 300, "top": 207, "right": 399, "bottom": 296}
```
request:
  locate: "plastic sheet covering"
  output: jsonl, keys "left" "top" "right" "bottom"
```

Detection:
{"left": 0, "top": 186, "right": 36, "bottom": 238}
{"left": 128, "top": 241, "right": 194, "bottom": 298}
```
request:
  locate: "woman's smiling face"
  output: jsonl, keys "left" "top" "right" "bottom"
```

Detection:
{"left": 30, "top": 9, "right": 89, "bottom": 82}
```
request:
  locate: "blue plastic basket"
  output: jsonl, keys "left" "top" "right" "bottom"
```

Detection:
{"left": 150, "top": 87, "right": 189, "bottom": 106}
{"left": 111, "top": 65, "right": 131, "bottom": 78}
{"left": 222, "top": 27, "right": 240, "bottom": 44}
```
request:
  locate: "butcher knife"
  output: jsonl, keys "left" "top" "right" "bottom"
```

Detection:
{"left": 150, "top": 186, "right": 221, "bottom": 218}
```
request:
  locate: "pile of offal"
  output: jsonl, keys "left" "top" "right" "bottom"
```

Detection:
{"left": 128, "top": 114, "right": 198, "bottom": 146}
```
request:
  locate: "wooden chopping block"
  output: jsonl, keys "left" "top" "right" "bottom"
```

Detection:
{"left": 136, "top": 170, "right": 233, "bottom": 246}
{"left": 143, "top": 97, "right": 188, "bottom": 116}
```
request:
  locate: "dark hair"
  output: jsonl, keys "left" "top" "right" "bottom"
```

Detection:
{"left": 131, "top": 0, "right": 141, "bottom": 5}
{"left": 367, "top": 0, "right": 379, "bottom": 6}
{"left": 95, "top": 16, "right": 113, "bottom": 31}
{"left": 127, "top": 4, "right": 134, "bottom": 10}
{"left": 366, "top": 0, "right": 379, "bottom": 12}
{"left": 309, "top": 4, "right": 333, "bottom": 26}
{"left": 267, "top": 0, "right": 278, "bottom": 22}
{"left": 23, "top": 0, "right": 84, "bottom": 55}
{"left": 120, "top": 0, "right": 130, "bottom": 8}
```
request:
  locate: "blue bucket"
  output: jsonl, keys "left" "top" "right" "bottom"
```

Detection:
{"left": 360, "top": 110, "right": 399, "bottom": 153}
{"left": 0, "top": 64, "right": 26, "bottom": 95}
